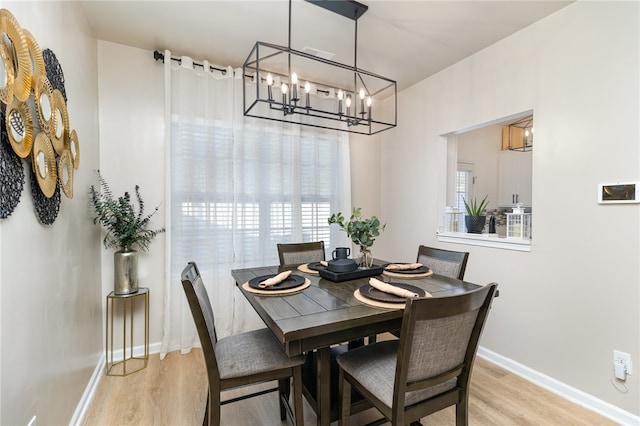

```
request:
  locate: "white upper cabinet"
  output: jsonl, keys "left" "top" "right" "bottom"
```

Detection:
{"left": 498, "top": 150, "right": 532, "bottom": 207}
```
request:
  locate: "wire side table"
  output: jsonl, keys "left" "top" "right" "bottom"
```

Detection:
{"left": 105, "top": 287, "right": 149, "bottom": 376}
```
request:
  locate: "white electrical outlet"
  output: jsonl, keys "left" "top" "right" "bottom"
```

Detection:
{"left": 613, "top": 350, "right": 633, "bottom": 379}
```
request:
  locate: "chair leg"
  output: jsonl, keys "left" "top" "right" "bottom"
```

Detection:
{"left": 339, "top": 368, "right": 351, "bottom": 426}
{"left": 456, "top": 399, "right": 469, "bottom": 426}
{"left": 205, "top": 389, "right": 221, "bottom": 426}
{"left": 202, "top": 390, "right": 209, "bottom": 426}
{"left": 278, "top": 378, "right": 291, "bottom": 421}
{"left": 292, "top": 366, "right": 304, "bottom": 426}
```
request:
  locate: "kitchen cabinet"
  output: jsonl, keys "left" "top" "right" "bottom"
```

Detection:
{"left": 498, "top": 150, "right": 532, "bottom": 207}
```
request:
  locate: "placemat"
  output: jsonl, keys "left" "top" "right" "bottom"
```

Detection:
{"left": 242, "top": 278, "right": 311, "bottom": 295}
{"left": 297, "top": 263, "right": 319, "bottom": 275}
{"left": 354, "top": 289, "right": 406, "bottom": 309}
{"left": 383, "top": 270, "right": 433, "bottom": 279}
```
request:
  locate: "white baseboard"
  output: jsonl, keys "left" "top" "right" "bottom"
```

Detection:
{"left": 70, "top": 342, "right": 163, "bottom": 426}
{"left": 478, "top": 346, "right": 640, "bottom": 426}
{"left": 69, "top": 355, "right": 105, "bottom": 426}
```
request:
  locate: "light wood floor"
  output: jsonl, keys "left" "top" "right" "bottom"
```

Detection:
{"left": 82, "top": 348, "right": 616, "bottom": 426}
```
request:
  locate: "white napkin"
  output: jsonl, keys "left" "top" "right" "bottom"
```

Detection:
{"left": 385, "top": 262, "right": 423, "bottom": 271}
{"left": 259, "top": 270, "right": 292, "bottom": 288}
{"left": 369, "top": 278, "right": 419, "bottom": 298}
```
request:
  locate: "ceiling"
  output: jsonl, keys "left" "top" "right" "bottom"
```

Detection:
{"left": 80, "top": 0, "right": 573, "bottom": 92}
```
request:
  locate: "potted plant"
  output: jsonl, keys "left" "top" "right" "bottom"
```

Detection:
{"left": 328, "top": 207, "right": 385, "bottom": 268}
{"left": 90, "top": 171, "right": 165, "bottom": 294}
{"left": 462, "top": 195, "right": 489, "bottom": 234}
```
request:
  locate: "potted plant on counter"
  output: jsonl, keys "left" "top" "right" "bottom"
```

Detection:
{"left": 90, "top": 171, "right": 165, "bottom": 294}
{"left": 462, "top": 195, "right": 489, "bottom": 234}
{"left": 328, "top": 207, "right": 386, "bottom": 268}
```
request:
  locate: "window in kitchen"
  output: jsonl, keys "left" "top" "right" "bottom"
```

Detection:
{"left": 456, "top": 163, "right": 474, "bottom": 213}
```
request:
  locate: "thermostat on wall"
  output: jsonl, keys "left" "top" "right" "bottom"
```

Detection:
{"left": 598, "top": 182, "right": 640, "bottom": 204}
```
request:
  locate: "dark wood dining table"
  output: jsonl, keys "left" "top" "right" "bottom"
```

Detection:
{"left": 231, "top": 260, "right": 482, "bottom": 426}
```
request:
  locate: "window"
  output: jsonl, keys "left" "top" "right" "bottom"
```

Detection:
{"left": 456, "top": 163, "right": 474, "bottom": 213}
{"left": 171, "top": 119, "right": 347, "bottom": 268}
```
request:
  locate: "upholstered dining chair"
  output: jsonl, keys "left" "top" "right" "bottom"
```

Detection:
{"left": 337, "top": 283, "right": 498, "bottom": 426}
{"left": 180, "top": 261, "right": 304, "bottom": 425}
{"left": 277, "top": 241, "right": 326, "bottom": 266}
{"left": 416, "top": 245, "right": 470, "bottom": 280}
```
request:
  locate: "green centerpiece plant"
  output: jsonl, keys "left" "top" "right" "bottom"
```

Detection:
{"left": 328, "top": 207, "right": 385, "bottom": 268}
{"left": 90, "top": 171, "right": 165, "bottom": 294}
{"left": 462, "top": 195, "right": 489, "bottom": 234}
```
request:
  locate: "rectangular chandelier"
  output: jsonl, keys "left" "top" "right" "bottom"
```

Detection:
{"left": 242, "top": 0, "right": 397, "bottom": 136}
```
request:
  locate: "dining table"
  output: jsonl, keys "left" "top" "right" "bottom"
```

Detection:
{"left": 231, "top": 259, "right": 483, "bottom": 426}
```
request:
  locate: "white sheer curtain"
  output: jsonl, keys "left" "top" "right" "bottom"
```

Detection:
{"left": 160, "top": 51, "right": 351, "bottom": 358}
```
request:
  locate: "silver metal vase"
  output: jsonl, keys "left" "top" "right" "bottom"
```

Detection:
{"left": 114, "top": 249, "right": 138, "bottom": 295}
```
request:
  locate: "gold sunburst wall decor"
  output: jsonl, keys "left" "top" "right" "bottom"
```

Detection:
{"left": 0, "top": 7, "right": 80, "bottom": 223}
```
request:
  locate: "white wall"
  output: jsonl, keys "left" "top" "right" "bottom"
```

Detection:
{"left": 350, "top": 132, "right": 388, "bottom": 249}
{"left": 96, "top": 41, "right": 166, "bottom": 347}
{"left": 375, "top": 1, "right": 639, "bottom": 417}
{"left": 456, "top": 124, "right": 501, "bottom": 207}
{"left": 1, "top": 2, "right": 101, "bottom": 424}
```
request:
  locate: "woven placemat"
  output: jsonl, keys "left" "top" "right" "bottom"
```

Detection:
{"left": 242, "top": 278, "right": 311, "bottom": 295}
{"left": 297, "top": 263, "right": 319, "bottom": 275}
{"left": 354, "top": 289, "right": 406, "bottom": 309}
{"left": 382, "top": 270, "right": 433, "bottom": 279}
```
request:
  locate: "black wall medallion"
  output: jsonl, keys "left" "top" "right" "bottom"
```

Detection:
{"left": 30, "top": 166, "right": 60, "bottom": 225}
{"left": 42, "top": 48, "right": 67, "bottom": 103}
{"left": 0, "top": 106, "right": 25, "bottom": 219}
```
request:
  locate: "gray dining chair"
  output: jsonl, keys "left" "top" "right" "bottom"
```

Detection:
{"left": 277, "top": 241, "right": 326, "bottom": 266}
{"left": 180, "top": 261, "right": 305, "bottom": 425}
{"left": 337, "top": 283, "right": 498, "bottom": 426}
{"left": 416, "top": 245, "right": 469, "bottom": 280}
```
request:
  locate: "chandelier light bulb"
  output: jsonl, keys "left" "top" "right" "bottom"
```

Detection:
{"left": 291, "top": 72, "right": 298, "bottom": 85}
{"left": 337, "top": 89, "right": 344, "bottom": 100}
{"left": 266, "top": 73, "right": 274, "bottom": 101}
{"left": 281, "top": 83, "right": 288, "bottom": 94}
{"left": 345, "top": 96, "right": 352, "bottom": 108}
{"left": 366, "top": 96, "right": 372, "bottom": 107}
{"left": 304, "top": 81, "right": 311, "bottom": 108}
{"left": 359, "top": 88, "right": 365, "bottom": 99}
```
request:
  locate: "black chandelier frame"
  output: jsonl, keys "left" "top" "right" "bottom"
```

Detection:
{"left": 242, "top": 0, "right": 397, "bottom": 135}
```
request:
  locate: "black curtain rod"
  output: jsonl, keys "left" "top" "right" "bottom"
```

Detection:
{"left": 153, "top": 49, "right": 334, "bottom": 96}
{"left": 153, "top": 50, "right": 227, "bottom": 75}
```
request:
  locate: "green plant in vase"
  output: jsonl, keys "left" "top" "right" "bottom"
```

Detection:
{"left": 462, "top": 195, "right": 489, "bottom": 234}
{"left": 328, "top": 207, "right": 385, "bottom": 268}
{"left": 90, "top": 171, "right": 165, "bottom": 294}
